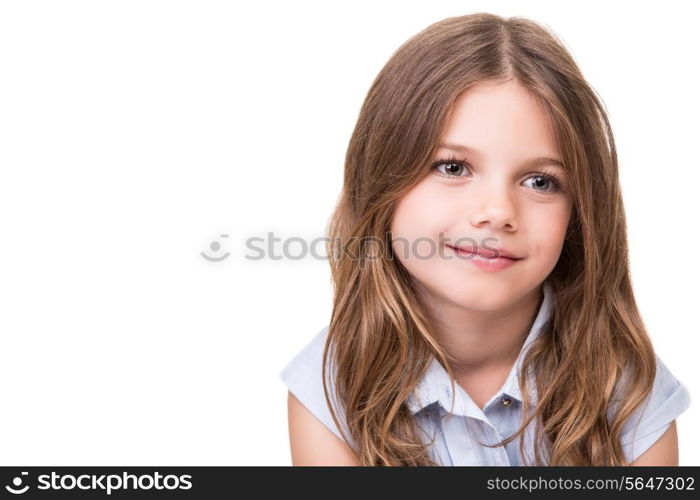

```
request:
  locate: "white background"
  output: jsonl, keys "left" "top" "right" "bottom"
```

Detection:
{"left": 0, "top": 0, "right": 697, "bottom": 466}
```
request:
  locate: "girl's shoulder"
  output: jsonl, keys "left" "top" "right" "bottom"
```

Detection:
{"left": 618, "top": 352, "right": 691, "bottom": 463}
{"left": 278, "top": 325, "right": 355, "bottom": 449}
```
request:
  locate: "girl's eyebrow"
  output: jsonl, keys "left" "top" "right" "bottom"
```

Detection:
{"left": 438, "top": 142, "right": 566, "bottom": 169}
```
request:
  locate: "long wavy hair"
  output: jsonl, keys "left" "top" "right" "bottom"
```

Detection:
{"left": 320, "top": 12, "right": 656, "bottom": 466}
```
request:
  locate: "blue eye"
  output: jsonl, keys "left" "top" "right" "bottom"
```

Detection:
{"left": 524, "top": 169, "right": 564, "bottom": 193}
{"left": 430, "top": 156, "right": 564, "bottom": 193}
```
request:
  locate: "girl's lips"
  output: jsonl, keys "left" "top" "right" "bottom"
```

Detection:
{"left": 447, "top": 245, "right": 524, "bottom": 271}
{"left": 446, "top": 244, "right": 523, "bottom": 260}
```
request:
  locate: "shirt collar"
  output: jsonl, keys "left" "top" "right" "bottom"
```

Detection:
{"left": 405, "top": 280, "right": 553, "bottom": 418}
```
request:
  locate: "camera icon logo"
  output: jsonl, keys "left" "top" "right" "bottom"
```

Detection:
{"left": 5, "top": 471, "right": 29, "bottom": 494}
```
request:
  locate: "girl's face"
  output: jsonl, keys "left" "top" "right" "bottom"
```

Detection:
{"left": 390, "top": 80, "right": 573, "bottom": 312}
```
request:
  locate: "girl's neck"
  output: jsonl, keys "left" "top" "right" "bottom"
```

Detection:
{"left": 418, "top": 284, "right": 544, "bottom": 376}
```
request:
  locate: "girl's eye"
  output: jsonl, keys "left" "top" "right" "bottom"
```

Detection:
{"left": 430, "top": 157, "right": 564, "bottom": 193}
{"left": 432, "top": 158, "right": 471, "bottom": 178}
{"left": 523, "top": 173, "right": 562, "bottom": 192}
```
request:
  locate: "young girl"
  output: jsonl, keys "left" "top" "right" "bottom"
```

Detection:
{"left": 279, "top": 13, "right": 691, "bottom": 466}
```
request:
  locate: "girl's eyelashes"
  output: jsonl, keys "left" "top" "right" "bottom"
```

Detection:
{"left": 527, "top": 168, "right": 565, "bottom": 193}
{"left": 430, "top": 156, "right": 471, "bottom": 179}
{"left": 430, "top": 156, "right": 565, "bottom": 193}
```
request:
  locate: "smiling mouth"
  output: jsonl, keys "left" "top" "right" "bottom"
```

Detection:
{"left": 446, "top": 244, "right": 523, "bottom": 260}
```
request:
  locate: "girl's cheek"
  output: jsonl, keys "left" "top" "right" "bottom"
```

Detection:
{"left": 393, "top": 185, "right": 452, "bottom": 233}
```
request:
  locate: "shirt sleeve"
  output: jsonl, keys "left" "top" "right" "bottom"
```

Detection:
{"left": 278, "top": 325, "right": 357, "bottom": 452}
{"left": 620, "top": 353, "right": 691, "bottom": 464}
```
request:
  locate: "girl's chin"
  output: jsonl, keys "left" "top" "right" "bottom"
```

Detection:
{"left": 432, "top": 288, "right": 520, "bottom": 311}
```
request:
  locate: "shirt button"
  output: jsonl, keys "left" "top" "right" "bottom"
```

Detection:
{"left": 501, "top": 395, "right": 512, "bottom": 406}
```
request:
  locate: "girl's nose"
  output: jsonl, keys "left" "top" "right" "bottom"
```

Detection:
{"left": 467, "top": 181, "right": 518, "bottom": 232}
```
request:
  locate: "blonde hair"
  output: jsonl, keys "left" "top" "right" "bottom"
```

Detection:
{"left": 321, "top": 12, "right": 655, "bottom": 465}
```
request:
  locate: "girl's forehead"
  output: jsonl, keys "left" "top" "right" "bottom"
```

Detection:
{"left": 441, "top": 87, "right": 559, "bottom": 153}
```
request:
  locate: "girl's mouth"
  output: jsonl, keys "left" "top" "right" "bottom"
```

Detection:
{"left": 446, "top": 244, "right": 524, "bottom": 272}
